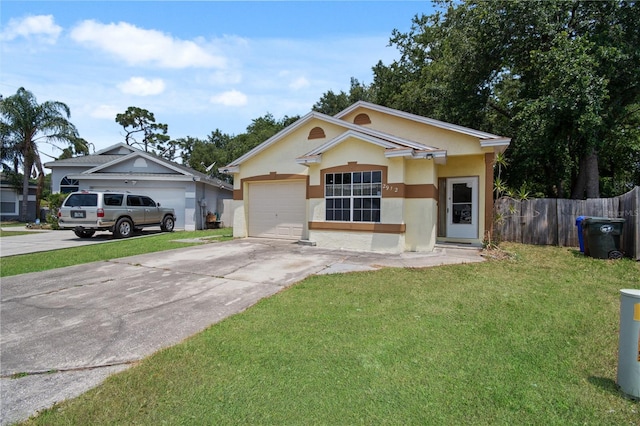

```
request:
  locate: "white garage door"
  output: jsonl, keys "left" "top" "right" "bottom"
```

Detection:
{"left": 248, "top": 181, "right": 306, "bottom": 239}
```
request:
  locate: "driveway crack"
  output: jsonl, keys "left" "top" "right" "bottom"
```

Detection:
{"left": 1, "top": 360, "right": 138, "bottom": 379}
{"left": 2, "top": 279, "right": 116, "bottom": 304}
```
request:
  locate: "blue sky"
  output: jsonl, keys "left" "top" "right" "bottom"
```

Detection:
{"left": 1, "top": 1, "right": 435, "bottom": 162}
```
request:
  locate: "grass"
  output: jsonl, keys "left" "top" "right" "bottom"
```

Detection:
{"left": 0, "top": 221, "right": 27, "bottom": 227}
{"left": 21, "top": 243, "right": 640, "bottom": 425}
{"left": 0, "top": 228, "right": 45, "bottom": 237}
{"left": 0, "top": 221, "right": 38, "bottom": 237}
{"left": 0, "top": 228, "right": 232, "bottom": 277}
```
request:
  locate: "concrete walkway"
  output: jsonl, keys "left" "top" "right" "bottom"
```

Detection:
{"left": 0, "top": 237, "right": 483, "bottom": 425}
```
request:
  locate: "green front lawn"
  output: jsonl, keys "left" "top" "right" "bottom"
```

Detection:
{"left": 0, "top": 229, "right": 233, "bottom": 277}
{"left": 0, "top": 222, "right": 36, "bottom": 237}
{"left": 0, "top": 229, "right": 44, "bottom": 237}
{"left": 23, "top": 244, "right": 640, "bottom": 425}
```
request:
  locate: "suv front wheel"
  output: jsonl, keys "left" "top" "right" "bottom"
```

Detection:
{"left": 161, "top": 216, "right": 175, "bottom": 232}
{"left": 114, "top": 217, "right": 134, "bottom": 238}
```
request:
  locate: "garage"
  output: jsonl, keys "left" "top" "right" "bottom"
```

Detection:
{"left": 248, "top": 181, "right": 306, "bottom": 239}
{"left": 45, "top": 144, "right": 234, "bottom": 232}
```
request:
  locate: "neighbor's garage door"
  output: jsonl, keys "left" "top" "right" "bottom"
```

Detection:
{"left": 248, "top": 181, "right": 305, "bottom": 239}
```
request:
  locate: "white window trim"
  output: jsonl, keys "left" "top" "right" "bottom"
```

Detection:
{"left": 325, "top": 170, "right": 382, "bottom": 223}
{"left": 0, "top": 189, "right": 20, "bottom": 215}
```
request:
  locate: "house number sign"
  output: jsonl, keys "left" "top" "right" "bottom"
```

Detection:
{"left": 382, "top": 183, "right": 399, "bottom": 193}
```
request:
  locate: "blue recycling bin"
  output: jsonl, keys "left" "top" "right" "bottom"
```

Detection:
{"left": 575, "top": 216, "right": 588, "bottom": 253}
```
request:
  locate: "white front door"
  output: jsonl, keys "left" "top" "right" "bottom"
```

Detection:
{"left": 446, "top": 177, "right": 478, "bottom": 239}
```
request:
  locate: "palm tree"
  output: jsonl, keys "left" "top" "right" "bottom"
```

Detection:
{"left": 0, "top": 88, "right": 88, "bottom": 221}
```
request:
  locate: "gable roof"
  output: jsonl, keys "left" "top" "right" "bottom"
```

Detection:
{"left": 221, "top": 102, "right": 510, "bottom": 173}
{"left": 336, "top": 101, "right": 511, "bottom": 146}
{"left": 295, "top": 130, "right": 447, "bottom": 165}
{"left": 94, "top": 143, "right": 138, "bottom": 155}
{"left": 45, "top": 143, "right": 233, "bottom": 190}
{"left": 83, "top": 149, "right": 190, "bottom": 176}
{"left": 43, "top": 143, "right": 137, "bottom": 168}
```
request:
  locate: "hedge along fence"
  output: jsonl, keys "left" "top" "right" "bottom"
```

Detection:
{"left": 494, "top": 186, "right": 639, "bottom": 260}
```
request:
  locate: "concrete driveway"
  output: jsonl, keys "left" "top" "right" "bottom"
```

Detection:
{"left": 0, "top": 237, "right": 483, "bottom": 425}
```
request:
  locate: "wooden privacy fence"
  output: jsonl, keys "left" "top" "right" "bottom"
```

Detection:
{"left": 494, "top": 186, "right": 639, "bottom": 259}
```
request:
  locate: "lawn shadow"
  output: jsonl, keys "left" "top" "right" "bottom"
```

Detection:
{"left": 588, "top": 376, "right": 639, "bottom": 401}
{"left": 570, "top": 248, "right": 587, "bottom": 258}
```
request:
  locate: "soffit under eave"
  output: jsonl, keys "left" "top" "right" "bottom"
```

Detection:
{"left": 480, "top": 138, "right": 511, "bottom": 154}
{"left": 301, "top": 129, "right": 436, "bottom": 158}
{"left": 336, "top": 101, "right": 511, "bottom": 141}
{"left": 65, "top": 173, "right": 195, "bottom": 181}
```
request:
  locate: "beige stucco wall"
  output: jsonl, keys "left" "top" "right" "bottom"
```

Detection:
{"left": 404, "top": 159, "right": 438, "bottom": 250}
{"left": 404, "top": 198, "right": 438, "bottom": 251}
{"left": 231, "top": 199, "right": 247, "bottom": 238}
{"left": 320, "top": 137, "right": 388, "bottom": 169}
{"left": 309, "top": 230, "right": 406, "bottom": 254}
{"left": 341, "top": 109, "right": 485, "bottom": 156}
{"left": 405, "top": 157, "right": 438, "bottom": 184}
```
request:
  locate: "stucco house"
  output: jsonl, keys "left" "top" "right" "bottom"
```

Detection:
{"left": 45, "top": 143, "right": 233, "bottom": 230}
{"left": 0, "top": 172, "right": 38, "bottom": 222}
{"left": 221, "top": 101, "right": 510, "bottom": 253}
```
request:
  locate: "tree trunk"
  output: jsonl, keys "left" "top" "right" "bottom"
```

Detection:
{"left": 20, "top": 160, "right": 31, "bottom": 222}
{"left": 36, "top": 173, "right": 44, "bottom": 221}
{"left": 584, "top": 150, "right": 600, "bottom": 198}
{"left": 35, "top": 156, "right": 46, "bottom": 222}
{"left": 571, "top": 148, "right": 600, "bottom": 199}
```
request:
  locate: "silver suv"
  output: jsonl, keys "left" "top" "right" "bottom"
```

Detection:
{"left": 58, "top": 191, "right": 176, "bottom": 238}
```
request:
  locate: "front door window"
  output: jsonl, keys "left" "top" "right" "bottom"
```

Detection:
{"left": 446, "top": 177, "right": 478, "bottom": 239}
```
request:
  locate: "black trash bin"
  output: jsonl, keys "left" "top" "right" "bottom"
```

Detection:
{"left": 582, "top": 217, "right": 625, "bottom": 259}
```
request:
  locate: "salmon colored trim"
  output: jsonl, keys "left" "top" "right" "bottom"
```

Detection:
{"left": 484, "top": 153, "right": 495, "bottom": 237}
{"left": 403, "top": 184, "right": 438, "bottom": 199}
{"left": 308, "top": 185, "right": 323, "bottom": 199}
{"left": 309, "top": 182, "right": 437, "bottom": 200}
{"left": 309, "top": 221, "right": 406, "bottom": 234}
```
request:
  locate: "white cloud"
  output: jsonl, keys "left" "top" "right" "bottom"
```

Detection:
{"left": 0, "top": 15, "right": 62, "bottom": 44}
{"left": 208, "top": 70, "right": 243, "bottom": 86}
{"left": 70, "top": 20, "right": 226, "bottom": 69}
{"left": 89, "top": 104, "right": 121, "bottom": 120}
{"left": 289, "top": 77, "right": 310, "bottom": 90}
{"left": 118, "top": 77, "right": 166, "bottom": 96}
{"left": 210, "top": 90, "right": 248, "bottom": 107}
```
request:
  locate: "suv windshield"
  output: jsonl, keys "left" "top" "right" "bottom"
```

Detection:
{"left": 64, "top": 193, "right": 98, "bottom": 207}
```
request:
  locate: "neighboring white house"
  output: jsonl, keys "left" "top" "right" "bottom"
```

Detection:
{"left": 45, "top": 143, "right": 233, "bottom": 230}
{"left": 0, "top": 172, "right": 38, "bottom": 222}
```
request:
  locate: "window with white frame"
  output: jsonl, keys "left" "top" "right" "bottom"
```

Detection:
{"left": 0, "top": 189, "right": 19, "bottom": 214}
{"left": 325, "top": 170, "right": 382, "bottom": 222}
{"left": 60, "top": 176, "right": 79, "bottom": 193}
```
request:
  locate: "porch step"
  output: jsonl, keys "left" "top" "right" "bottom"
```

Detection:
{"left": 435, "top": 242, "right": 483, "bottom": 251}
